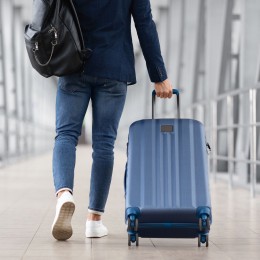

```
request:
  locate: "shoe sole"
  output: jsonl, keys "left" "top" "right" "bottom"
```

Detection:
{"left": 85, "top": 229, "right": 108, "bottom": 238}
{"left": 52, "top": 201, "right": 75, "bottom": 241}
{"left": 85, "top": 233, "right": 108, "bottom": 238}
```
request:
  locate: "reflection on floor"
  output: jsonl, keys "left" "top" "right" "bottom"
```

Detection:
{"left": 0, "top": 145, "right": 260, "bottom": 260}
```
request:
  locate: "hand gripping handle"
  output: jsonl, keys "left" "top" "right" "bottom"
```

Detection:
{"left": 152, "top": 89, "right": 180, "bottom": 119}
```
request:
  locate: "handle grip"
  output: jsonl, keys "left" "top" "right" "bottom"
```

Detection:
{"left": 152, "top": 89, "right": 180, "bottom": 119}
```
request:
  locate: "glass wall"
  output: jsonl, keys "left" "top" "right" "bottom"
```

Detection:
{"left": 0, "top": 0, "right": 56, "bottom": 167}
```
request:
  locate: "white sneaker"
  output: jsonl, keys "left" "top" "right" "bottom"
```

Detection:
{"left": 51, "top": 191, "right": 75, "bottom": 241}
{"left": 85, "top": 220, "right": 108, "bottom": 238}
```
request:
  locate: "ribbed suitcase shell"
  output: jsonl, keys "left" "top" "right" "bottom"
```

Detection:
{"left": 125, "top": 118, "right": 211, "bottom": 239}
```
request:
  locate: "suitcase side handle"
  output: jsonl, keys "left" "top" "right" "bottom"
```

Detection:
{"left": 152, "top": 89, "right": 180, "bottom": 119}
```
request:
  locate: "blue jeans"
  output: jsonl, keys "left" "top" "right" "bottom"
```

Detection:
{"left": 52, "top": 73, "right": 127, "bottom": 213}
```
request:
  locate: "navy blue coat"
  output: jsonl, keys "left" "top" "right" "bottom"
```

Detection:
{"left": 74, "top": 0, "right": 168, "bottom": 85}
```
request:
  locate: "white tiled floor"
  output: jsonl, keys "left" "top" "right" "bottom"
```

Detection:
{"left": 0, "top": 145, "right": 260, "bottom": 260}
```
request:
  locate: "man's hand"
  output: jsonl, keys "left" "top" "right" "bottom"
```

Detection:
{"left": 154, "top": 79, "right": 173, "bottom": 98}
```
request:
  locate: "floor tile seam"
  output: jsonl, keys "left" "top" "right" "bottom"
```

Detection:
{"left": 211, "top": 241, "right": 234, "bottom": 260}
{"left": 148, "top": 238, "right": 171, "bottom": 259}
{"left": 21, "top": 203, "right": 53, "bottom": 258}
{"left": 248, "top": 227, "right": 260, "bottom": 235}
{"left": 91, "top": 238, "right": 94, "bottom": 259}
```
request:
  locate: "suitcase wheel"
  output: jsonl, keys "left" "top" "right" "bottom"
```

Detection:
{"left": 198, "top": 234, "right": 209, "bottom": 247}
{"left": 207, "top": 218, "right": 210, "bottom": 230}
{"left": 127, "top": 216, "right": 139, "bottom": 232}
{"left": 199, "top": 215, "right": 210, "bottom": 231}
{"left": 128, "top": 234, "right": 131, "bottom": 246}
{"left": 128, "top": 233, "right": 139, "bottom": 246}
{"left": 127, "top": 215, "right": 139, "bottom": 246}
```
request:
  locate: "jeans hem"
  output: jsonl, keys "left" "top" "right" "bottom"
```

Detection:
{"left": 55, "top": 188, "right": 73, "bottom": 197}
{"left": 88, "top": 208, "right": 104, "bottom": 215}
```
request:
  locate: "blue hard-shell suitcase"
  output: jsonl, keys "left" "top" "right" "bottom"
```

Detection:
{"left": 124, "top": 89, "right": 212, "bottom": 247}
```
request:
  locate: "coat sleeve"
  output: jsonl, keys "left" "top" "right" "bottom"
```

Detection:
{"left": 131, "top": 0, "right": 168, "bottom": 83}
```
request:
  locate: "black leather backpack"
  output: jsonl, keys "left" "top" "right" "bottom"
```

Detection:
{"left": 24, "top": 0, "right": 92, "bottom": 78}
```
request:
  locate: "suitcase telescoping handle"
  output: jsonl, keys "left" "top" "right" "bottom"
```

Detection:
{"left": 152, "top": 89, "right": 180, "bottom": 119}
